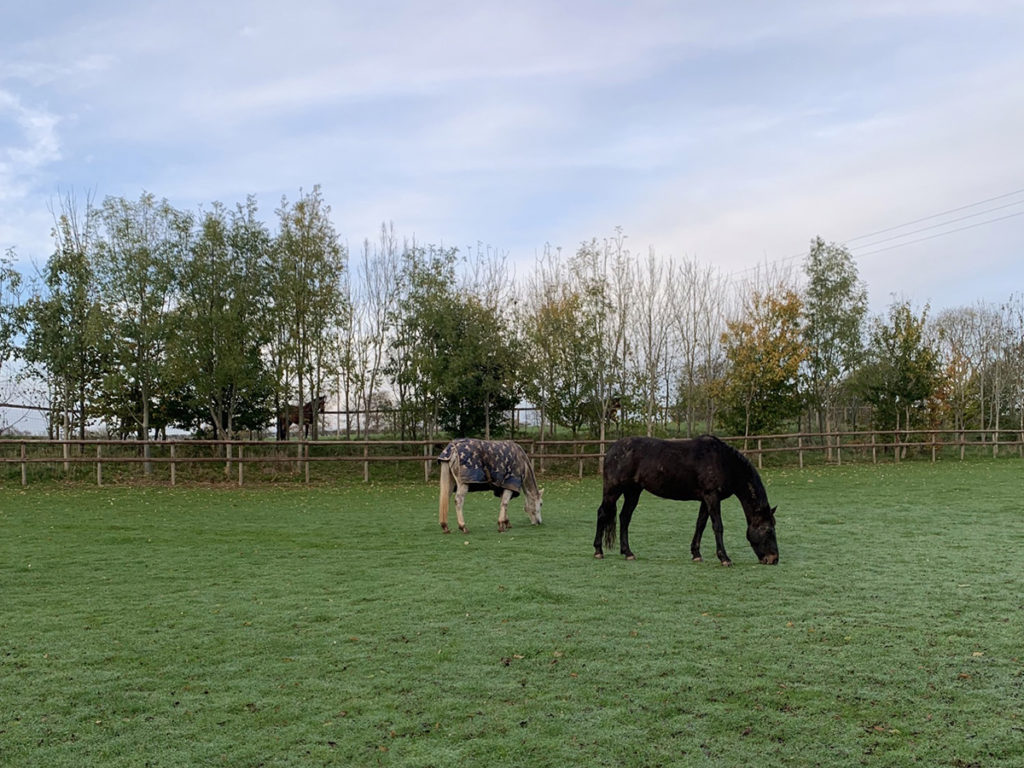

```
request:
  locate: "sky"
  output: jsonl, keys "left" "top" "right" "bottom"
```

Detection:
{"left": 3, "top": 0, "right": 1024, "bottom": 319}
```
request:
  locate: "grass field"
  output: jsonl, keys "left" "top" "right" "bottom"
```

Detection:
{"left": 2, "top": 461, "right": 1022, "bottom": 767}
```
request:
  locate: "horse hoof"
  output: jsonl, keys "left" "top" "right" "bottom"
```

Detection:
{"left": 721, "top": 560, "right": 733, "bottom": 567}
{"left": 594, "top": 552, "right": 604, "bottom": 559}
{"left": 625, "top": 554, "right": 636, "bottom": 561}
{"left": 441, "top": 524, "right": 450, "bottom": 534}
{"left": 459, "top": 526, "right": 468, "bottom": 533}
{"left": 692, "top": 556, "right": 703, "bottom": 562}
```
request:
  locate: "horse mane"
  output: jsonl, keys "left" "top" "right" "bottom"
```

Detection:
{"left": 701, "top": 434, "right": 767, "bottom": 504}
{"left": 521, "top": 448, "right": 540, "bottom": 498}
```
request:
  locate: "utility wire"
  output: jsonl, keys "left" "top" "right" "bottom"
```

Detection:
{"left": 853, "top": 209, "right": 1024, "bottom": 258}
{"left": 853, "top": 199, "right": 1024, "bottom": 249}
{"left": 726, "top": 186, "right": 1024, "bottom": 279}
{"left": 844, "top": 186, "right": 1024, "bottom": 243}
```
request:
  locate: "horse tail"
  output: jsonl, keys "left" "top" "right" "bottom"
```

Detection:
{"left": 439, "top": 459, "right": 454, "bottom": 531}
{"left": 598, "top": 500, "right": 617, "bottom": 548}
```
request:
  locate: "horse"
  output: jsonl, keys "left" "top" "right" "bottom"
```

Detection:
{"left": 438, "top": 438, "right": 543, "bottom": 533}
{"left": 593, "top": 435, "right": 778, "bottom": 565}
{"left": 276, "top": 395, "right": 327, "bottom": 440}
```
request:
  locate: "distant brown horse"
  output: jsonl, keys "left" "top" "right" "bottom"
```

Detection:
{"left": 277, "top": 395, "right": 326, "bottom": 440}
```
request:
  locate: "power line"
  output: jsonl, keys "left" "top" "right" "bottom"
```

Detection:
{"left": 726, "top": 186, "right": 1024, "bottom": 279}
{"left": 853, "top": 199, "right": 1024, "bottom": 250}
{"left": 844, "top": 186, "right": 1024, "bottom": 243}
{"left": 853, "top": 209, "right": 1024, "bottom": 258}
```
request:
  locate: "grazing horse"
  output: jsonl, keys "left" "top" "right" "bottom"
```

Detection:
{"left": 276, "top": 395, "right": 327, "bottom": 440}
{"left": 438, "top": 438, "right": 543, "bottom": 533}
{"left": 594, "top": 435, "right": 778, "bottom": 565}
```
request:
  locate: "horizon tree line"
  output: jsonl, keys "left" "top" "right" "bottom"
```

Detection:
{"left": 2, "top": 189, "right": 1024, "bottom": 449}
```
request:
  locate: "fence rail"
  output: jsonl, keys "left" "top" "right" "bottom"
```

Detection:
{"left": 1, "top": 428, "right": 1022, "bottom": 487}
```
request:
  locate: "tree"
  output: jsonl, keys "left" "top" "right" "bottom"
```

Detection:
{"left": 802, "top": 237, "right": 867, "bottom": 446}
{"left": 0, "top": 246, "right": 25, "bottom": 433}
{"left": 853, "top": 299, "right": 940, "bottom": 433}
{"left": 271, "top": 186, "right": 347, "bottom": 439}
{"left": 388, "top": 245, "right": 518, "bottom": 438}
{"left": 719, "top": 286, "right": 807, "bottom": 437}
{"left": 348, "top": 223, "right": 403, "bottom": 437}
{"left": 670, "top": 257, "right": 728, "bottom": 435}
{"left": 934, "top": 305, "right": 988, "bottom": 437}
{"left": 22, "top": 192, "right": 108, "bottom": 441}
{"left": 522, "top": 275, "right": 600, "bottom": 437}
{"left": 93, "top": 193, "right": 186, "bottom": 455}
{"left": 570, "top": 230, "right": 632, "bottom": 444}
{"left": 631, "top": 247, "right": 673, "bottom": 435}
{"left": 166, "top": 198, "right": 275, "bottom": 440}
{"left": 436, "top": 295, "right": 519, "bottom": 436}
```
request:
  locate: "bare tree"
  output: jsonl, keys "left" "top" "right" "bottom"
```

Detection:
{"left": 671, "top": 258, "right": 728, "bottom": 435}
{"left": 631, "top": 247, "right": 674, "bottom": 435}
{"left": 570, "top": 229, "right": 633, "bottom": 453}
{"left": 352, "top": 223, "right": 402, "bottom": 437}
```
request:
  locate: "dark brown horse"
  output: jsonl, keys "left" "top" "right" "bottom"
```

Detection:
{"left": 276, "top": 395, "right": 327, "bottom": 440}
{"left": 594, "top": 435, "right": 778, "bottom": 565}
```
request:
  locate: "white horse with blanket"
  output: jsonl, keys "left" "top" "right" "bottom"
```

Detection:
{"left": 438, "top": 438, "right": 543, "bottom": 533}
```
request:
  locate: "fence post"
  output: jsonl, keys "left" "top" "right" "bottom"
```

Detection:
{"left": 170, "top": 443, "right": 176, "bottom": 486}
{"left": 423, "top": 442, "right": 430, "bottom": 483}
{"left": 872, "top": 433, "right": 877, "bottom": 464}
{"left": 836, "top": 433, "right": 842, "bottom": 466}
{"left": 931, "top": 431, "right": 937, "bottom": 463}
{"left": 20, "top": 441, "right": 26, "bottom": 486}
{"left": 305, "top": 443, "right": 310, "bottom": 484}
{"left": 96, "top": 444, "right": 102, "bottom": 486}
{"left": 363, "top": 443, "right": 369, "bottom": 483}
{"left": 238, "top": 444, "right": 244, "bottom": 487}
{"left": 798, "top": 436, "right": 803, "bottom": 469}
{"left": 757, "top": 439, "right": 763, "bottom": 470}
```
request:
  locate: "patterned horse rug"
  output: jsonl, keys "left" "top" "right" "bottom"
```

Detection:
{"left": 438, "top": 438, "right": 542, "bottom": 532}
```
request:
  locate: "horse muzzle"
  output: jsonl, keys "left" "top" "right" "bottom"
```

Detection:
{"left": 760, "top": 553, "right": 779, "bottom": 565}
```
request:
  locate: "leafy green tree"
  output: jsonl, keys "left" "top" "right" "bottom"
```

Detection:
{"left": 166, "top": 198, "right": 275, "bottom": 438}
{"left": 386, "top": 245, "right": 454, "bottom": 438}
{"left": 388, "top": 245, "right": 517, "bottom": 438}
{"left": 522, "top": 284, "right": 600, "bottom": 437}
{"left": 93, "top": 193, "right": 186, "bottom": 449}
{"left": 802, "top": 237, "right": 867, "bottom": 441}
{"left": 853, "top": 299, "right": 940, "bottom": 432}
{"left": 21, "top": 194, "right": 108, "bottom": 440}
{"left": 719, "top": 287, "right": 807, "bottom": 436}
{"left": 271, "top": 186, "right": 347, "bottom": 438}
{"left": 435, "top": 295, "right": 518, "bottom": 436}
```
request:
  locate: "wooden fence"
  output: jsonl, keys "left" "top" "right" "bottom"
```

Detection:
{"left": 1, "top": 429, "right": 1022, "bottom": 487}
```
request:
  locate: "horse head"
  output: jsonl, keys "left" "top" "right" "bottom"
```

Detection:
{"left": 525, "top": 487, "right": 544, "bottom": 525}
{"left": 746, "top": 505, "right": 779, "bottom": 564}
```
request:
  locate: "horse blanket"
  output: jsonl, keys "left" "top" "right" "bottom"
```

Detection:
{"left": 438, "top": 439, "right": 531, "bottom": 498}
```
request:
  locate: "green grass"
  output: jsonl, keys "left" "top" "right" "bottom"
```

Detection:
{"left": 2, "top": 461, "right": 1022, "bottom": 766}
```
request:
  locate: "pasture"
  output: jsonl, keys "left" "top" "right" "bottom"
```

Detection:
{"left": 1, "top": 461, "right": 1022, "bottom": 767}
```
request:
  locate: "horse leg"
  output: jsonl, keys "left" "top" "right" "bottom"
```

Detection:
{"left": 497, "top": 489, "right": 513, "bottom": 532}
{"left": 439, "top": 462, "right": 453, "bottom": 533}
{"left": 707, "top": 499, "right": 732, "bottom": 566}
{"left": 593, "top": 490, "right": 622, "bottom": 559}
{"left": 455, "top": 484, "right": 469, "bottom": 533}
{"left": 618, "top": 488, "right": 642, "bottom": 560}
{"left": 691, "top": 501, "right": 710, "bottom": 561}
